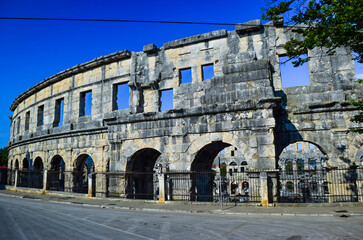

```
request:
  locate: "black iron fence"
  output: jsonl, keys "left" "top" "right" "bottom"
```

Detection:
{"left": 165, "top": 171, "right": 214, "bottom": 202}
{"left": 276, "top": 167, "right": 363, "bottom": 203}
{"left": 165, "top": 171, "right": 261, "bottom": 203}
{"left": 72, "top": 171, "right": 89, "bottom": 193}
{"left": 106, "top": 171, "right": 159, "bottom": 200}
{"left": 325, "top": 167, "right": 363, "bottom": 203}
{"left": 48, "top": 170, "right": 66, "bottom": 191}
{"left": 6, "top": 169, "right": 14, "bottom": 185}
{"left": 5, "top": 166, "right": 363, "bottom": 205}
{"left": 14, "top": 169, "right": 44, "bottom": 189}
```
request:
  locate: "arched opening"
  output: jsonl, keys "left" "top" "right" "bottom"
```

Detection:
{"left": 278, "top": 141, "right": 328, "bottom": 203}
{"left": 72, "top": 154, "right": 95, "bottom": 194}
{"left": 22, "top": 158, "right": 29, "bottom": 169}
{"left": 14, "top": 159, "right": 19, "bottom": 170}
{"left": 49, "top": 155, "right": 65, "bottom": 191}
{"left": 34, "top": 157, "right": 43, "bottom": 170}
{"left": 191, "top": 141, "right": 231, "bottom": 202}
{"left": 20, "top": 158, "right": 29, "bottom": 187}
{"left": 32, "top": 157, "right": 43, "bottom": 189}
{"left": 126, "top": 148, "right": 161, "bottom": 199}
{"left": 240, "top": 161, "right": 248, "bottom": 172}
{"left": 228, "top": 161, "right": 238, "bottom": 176}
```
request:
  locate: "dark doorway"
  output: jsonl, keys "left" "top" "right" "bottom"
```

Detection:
{"left": 72, "top": 155, "right": 94, "bottom": 194}
{"left": 126, "top": 148, "right": 161, "bottom": 199}
{"left": 49, "top": 155, "right": 65, "bottom": 191}
{"left": 20, "top": 158, "right": 29, "bottom": 187}
{"left": 191, "top": 141, "right": 231, "bottom": 202}
{"left": 14, "top": 160, "right": 19, "bottom": 170}
{"left": 32, "top": 157, "right": 43, "bottom": 189}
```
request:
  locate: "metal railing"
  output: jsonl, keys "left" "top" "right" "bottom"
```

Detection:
{"left": 5, "top": 166, "right": 362, "bottom": 205}
{"left": 165, "top": 171, "right": 261, "bottom": 203}
{"left": 15, "top": 169, "right": 44, "bottom": 189}
{"left": 276, "top": 167, "right": 363, "bottom": 203}
{"left": 48, "top": 170, "right": 66, "bottom": 191}
{"left": 7, "top": 169, "right": 15, "bottom": 186}
{"left": 326, "top": 167, "right": 363, "bottom": 203}
{"left": 105, "top": 171, "right": 159, "bottom": 200}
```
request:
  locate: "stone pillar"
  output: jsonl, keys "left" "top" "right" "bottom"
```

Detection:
{"left": 14, "top": 170, "right": 19, "bottom": 188}
{"left": 260, "top": 172, "right": 269, "bottom": 207}
{"left": 64, "top": 171, "right": 73, "bottom": 193}
{"left": 158, "top": 174, "right": 166, "bottom": 204}
{"left": 42, "top": 170, "right": 48, "bottom": 194}
{"left": 88, "top": 173, "right": 94, "bottom": 198}
{"left": 95, "top": 172, "right": 107, "bottom": 198}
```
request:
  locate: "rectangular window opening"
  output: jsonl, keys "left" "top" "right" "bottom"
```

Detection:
{"left": 54, "top": 98, "right": 64, "bottom": 127}
{"left": 12, "top": 120, "right": 15, "bottom": 137}
{"left": 25, "top": 111, "right": 30, "bottom": 131}
{"left": 179, "top": 68, "right": 192, "bottom": 84}
{"left": 279, "top": 55, "right": 310, "bottom": 88}
{"left": 17, "top": 116, "right": 20, "bottom": 134}
{"left": 80, "top": 91, "right": 92, "bottom": 116}
{"left": 160, "top": 89, "right": 173, "bottom": 112}
{"left": 202, "top": 64, "right": 214, "bottom": 81}
{"left": 37, "top": 105, "right": 44, "bottom": 126}
{"left": 297, "top": 142, "right": 302, "bottom": 150}
{"left": 113, "top": 83, "right": 129, "bottom": 111}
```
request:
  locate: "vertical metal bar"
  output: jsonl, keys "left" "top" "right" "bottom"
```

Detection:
{"left": 219, "top": 157, "right": 223, "bottom": 210}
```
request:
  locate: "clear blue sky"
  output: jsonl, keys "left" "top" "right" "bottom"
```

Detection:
{"left": 0, "top": 0, "right": 361, "bottom": 148}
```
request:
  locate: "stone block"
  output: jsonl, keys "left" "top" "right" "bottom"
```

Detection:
{"left": 235, "top": 20, "right": 262, "bottom": 34}
{"left": 143, "top": 44, "right": 158, "bottom": 54}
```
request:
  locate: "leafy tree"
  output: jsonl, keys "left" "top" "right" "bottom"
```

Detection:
{"left": 262, "top": 0, "right": 363, "bottom": 132}
{"left": 220, "top": 164, "right": 227, "bottom": 176}
{"left": 0, "top": 147, "right": 8, "bottom": 167}
{"left": 262, "top": 0, "right": 363, "bottom": 66}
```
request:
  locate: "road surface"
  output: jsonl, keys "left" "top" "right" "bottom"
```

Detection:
{"left": 0, "top": 194, "right": 362, "bottom": 239}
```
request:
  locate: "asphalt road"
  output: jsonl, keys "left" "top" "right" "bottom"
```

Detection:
{"left": 0, "top": 194, "right": 362, "bottom": 240}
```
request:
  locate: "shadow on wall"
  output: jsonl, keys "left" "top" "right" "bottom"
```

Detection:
{"left": 274, "top": 89, "right": 303, "bottom": 163}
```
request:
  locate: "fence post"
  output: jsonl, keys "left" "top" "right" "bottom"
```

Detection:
{"left": 88, "top": 173, "right": 94, "bottom": 198}
{"left": 158, "top": 173, "right": 166, "bottom": 203}
{"left": 14, "top": 170, "right": 19, "bottom": 188}
{"left": 260, "top": 172, "right": 269, "bottom": 207}
{"left": 326, "top": 167, "right": 335, "bottom": 203}
{"left": 42, "top": 170, "right": 48, "bottom": 194}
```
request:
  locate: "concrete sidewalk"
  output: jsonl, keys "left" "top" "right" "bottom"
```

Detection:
{"left": 1, "top": 188, "right": 363, "bottom": 217}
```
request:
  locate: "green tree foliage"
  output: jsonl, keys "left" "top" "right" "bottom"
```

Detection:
{"left": 262, "top": 0, "right": 363, "bottom": 132}
{"left": 220, "top": 164, "right": 227, "bottom": 176}
{"left": 262, "top": 0, "right": 363, "bottom": 66}
{"left": 0, "top": 147, "right": 8, "bottom": 166}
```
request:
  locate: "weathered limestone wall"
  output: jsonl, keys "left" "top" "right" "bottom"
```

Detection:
{"left": 8, "top": 17, "right": 363, "bottom": 195}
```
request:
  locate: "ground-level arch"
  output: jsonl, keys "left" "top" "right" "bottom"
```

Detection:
{"left": 125, "top": 148, "right": 161, "bottom": 199}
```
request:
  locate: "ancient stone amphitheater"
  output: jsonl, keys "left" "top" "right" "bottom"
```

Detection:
{"left": 7, "top": 18, "right": 363, "bottom": 204}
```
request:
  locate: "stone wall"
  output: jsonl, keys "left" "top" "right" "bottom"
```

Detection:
{"left": 7, "top": 18, "right": 363, "bottom": 196}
